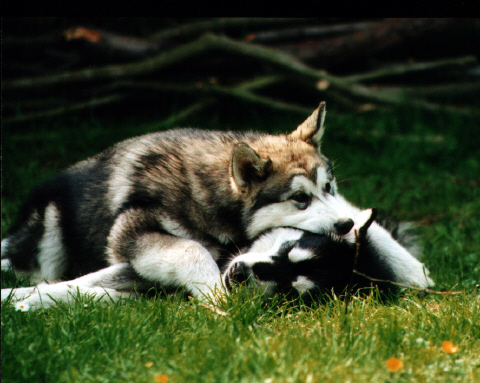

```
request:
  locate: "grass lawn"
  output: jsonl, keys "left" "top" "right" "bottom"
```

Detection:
{"left": 2, "top": 106, "right": 479, "bottom": 382}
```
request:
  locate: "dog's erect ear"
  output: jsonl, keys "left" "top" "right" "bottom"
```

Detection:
{"left": 231, "top": 143, "right": 272, "bottom": 192}
{"left": 289, "top": 101, "right": 326, "bottom": 148}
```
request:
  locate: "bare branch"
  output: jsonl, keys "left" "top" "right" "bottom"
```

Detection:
{"left": 344, "top": 56, "right": 477, "bottom": 83}
{"left": 246, "top": 22, "right": 371, "bottom": 44}
{"left": 155, "top": 99, "right": 216, "bottom": 129}
{"left": 3, "top": 94, "right": 125, "bottom": 124}
{"left": 114, "top": 80, "right": 312, "bottom": 115}
{"left": 64, "top": 26, "right": 161, "bottom": 57}
{"left": 4, "top": 31, "right": 478, "bottom": 117}
{"left": 149, "top": 18, "right": 308, "bottom": 41}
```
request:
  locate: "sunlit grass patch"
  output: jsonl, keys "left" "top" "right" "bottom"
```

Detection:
{"left": 2, "top": 108, "right": 479, "bottom": 382}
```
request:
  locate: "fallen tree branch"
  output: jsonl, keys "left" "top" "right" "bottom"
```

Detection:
{"left": 246, "top": 21, "right": 371, "bottom": 44}
{"left": 149, "top": 18, "right": 307, "bottom": 41}
{"left": 154, "top": 98, "right": 216, "bottom": 129}
{"left": 3, "top": 94, "right": 125, "bottom": 124}
{"left": 344, "top": 55, "right": 477, "bottom": 83}
{"left": 236, "top": 74, "right": 285, "bottom": 90}
{"left": 190, "top": 35, "right": 479, "bottom": 115}
{"left": 114, "top": 80, "right": 312, "bottom": 115}
{"left": 3, "top": 35, "right": 218, "bottom": 90}
{"left": 381, "top": 81, "right": 480, "bottom": 99}
{"left": 210, "top": 84, "right": 312, "bottom": 114}
{"left": 275, "top": 18, "right": 464, "bottom": 63}
{"left": 4, "top": 32, "right": 478, "bottom": 118}
{"left": 64, "top": 26, "right": 161, "bottom": 57}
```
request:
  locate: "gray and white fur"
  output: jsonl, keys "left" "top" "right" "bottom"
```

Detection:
{"left": 1, "top": 102, "right": 433, "bottom": 310}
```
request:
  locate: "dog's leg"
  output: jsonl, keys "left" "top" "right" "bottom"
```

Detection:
{"left": 360, "top": 222, "right": 434, "bottom": 288}
{"left": 123, "top": 233, "right": 225, "bottom": 302}
{"left": 3, "top": 263, "right": 137, "bottom": 311}
{"left": 337, "top": 196, "right": 434, "bottom": 288}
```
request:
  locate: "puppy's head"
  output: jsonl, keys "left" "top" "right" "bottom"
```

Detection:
{"left": 231, "top": 102, "right": 356, "bottom": 239}
{"left": 223, "top": 208, "right": 376, "bottom": 300}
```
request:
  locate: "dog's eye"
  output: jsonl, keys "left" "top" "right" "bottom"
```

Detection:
{"left": 290, "top": 193, "right": 311, "bottom": 209}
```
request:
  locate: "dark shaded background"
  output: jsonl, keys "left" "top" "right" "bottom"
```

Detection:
{"left": 3, "top": 18, "right": 479, "bottom": 125}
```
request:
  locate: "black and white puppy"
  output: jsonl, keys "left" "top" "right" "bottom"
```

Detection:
{"left": 223, "top": 208, "right": 427, "bottom": 300}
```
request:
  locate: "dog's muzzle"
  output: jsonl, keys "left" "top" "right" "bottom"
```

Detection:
{"left": 224, "top": 262, "right": 255, "bottom": 290}
{"left": 334, "top": 218, "right": 354, "bottom": 235}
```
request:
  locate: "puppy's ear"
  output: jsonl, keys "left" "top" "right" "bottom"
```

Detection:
{"left": 289, "top": 101, "right": 326, "bottom": 149}
{"left": 231, "top": 143, "right": 272, "bottom": 192}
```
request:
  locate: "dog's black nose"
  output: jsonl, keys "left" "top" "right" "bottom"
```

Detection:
{"left": 225, "top": 262, "right": 252, "bottom": 290}
{"left": 233, "top": 262, "right": 251, "bottom": 282}
{"left": 334, "top": 218, "right": 354, "bottom": 235}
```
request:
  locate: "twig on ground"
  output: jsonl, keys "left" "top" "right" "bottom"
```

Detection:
{"left": 200, "top": 303, "right": 228, "bottom": 316}
{"left": 343, "top": 229, "right": 360, "bottom": 325}
{"left": 352, "top": 271, "right": 465, "bottom": 296}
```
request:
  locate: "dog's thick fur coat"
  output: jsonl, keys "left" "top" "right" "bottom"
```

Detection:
{"left": 1, "top": 103, "right": 433, "bottom": 310}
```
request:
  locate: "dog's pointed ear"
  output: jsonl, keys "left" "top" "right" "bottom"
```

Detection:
{"left": 231, "top": 143, "right": 272, "bottom": 192}
{"left": 289, "top": 101, "right": 326, "bottom": 148}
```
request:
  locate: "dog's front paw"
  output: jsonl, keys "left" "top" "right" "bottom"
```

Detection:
{"left": 398, "top": 262, "right": 434, "bottom": 289}
{"left": 11, "top": 287, "right": 60, "bottom": 311}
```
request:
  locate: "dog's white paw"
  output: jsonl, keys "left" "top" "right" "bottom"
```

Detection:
{"left": 11, "top": 286, "right": 60, "bottom": 311}
{"left": 397, "top": 262, "right": 434, "bottom": 289}
{"left": 1, "top": 288, "right": 15, "bottom": 301}
{"left": 1, "top": 286, "right": 40, "bottom": 302}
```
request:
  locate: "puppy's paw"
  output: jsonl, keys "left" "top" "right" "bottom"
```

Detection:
{"left": 399, "top": 263, "right": 434, "bottom": 289}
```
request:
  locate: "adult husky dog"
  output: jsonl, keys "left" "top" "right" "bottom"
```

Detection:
{"left": 1, "top": 102, "right": 433, "bottom": 310}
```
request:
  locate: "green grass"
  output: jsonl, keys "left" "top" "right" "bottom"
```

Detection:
{"left": 2, "top": 107, "right": 480, "bottom": 382}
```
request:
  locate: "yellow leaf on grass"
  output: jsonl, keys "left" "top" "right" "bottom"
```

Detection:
{"left": 154, "top": 374, "right": 169, "bottom": 383}
{"left": 386, "top": 357, "right": 404, "bottom": 372}
{"left": 144, "top": 361, "right": 154, "bottom": 368}
{"left": 442, "top": 341, "right": 459, "bottom": 354}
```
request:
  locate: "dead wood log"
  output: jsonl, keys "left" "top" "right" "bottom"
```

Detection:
{"left": 272, "top": 18, "right": 471, "bottom": 63}
{"left": 245, "top": 21, "right": 371, "bottom": 43}
{"left": 113, "top": 80, "right": 312, "bottom": 115}
{"left": 4, "top": 32, "right": 478, "bottom": 118}
{"left": 4, "top": 21, "right": 478, "bottom": 123}
{"left": 64, "top": 27, "right": 162, "bottom": 58}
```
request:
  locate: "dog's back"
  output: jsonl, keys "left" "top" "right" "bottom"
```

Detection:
{"left": 1, "top": 125, "right": 332, "bottom": 284}
{"left": 2, "top": 103, "right": 433, "bottom": 309}
{"left": 1, "top": 129, "right": 250, "bottom": 280}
